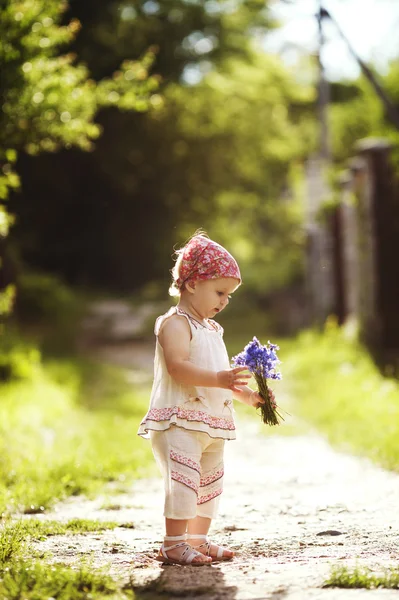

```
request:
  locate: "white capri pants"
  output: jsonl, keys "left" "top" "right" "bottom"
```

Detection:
{"left": 150, "top": 426, "right": 225, "bottom": 520}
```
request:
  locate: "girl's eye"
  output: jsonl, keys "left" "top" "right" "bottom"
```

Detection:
{"left": 217, "top": 292, "right": 223, "bottom": 297}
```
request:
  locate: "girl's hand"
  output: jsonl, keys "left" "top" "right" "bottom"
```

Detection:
{"left": 217, "top": 367, "right": 251, "bottom": 392}
{"left": 234, "top": 386, "right": 276, "bottom": 408}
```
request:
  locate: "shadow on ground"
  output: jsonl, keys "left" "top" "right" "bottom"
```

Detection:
{"left": 129, "top": 564, "right": 238, "bottom": 599}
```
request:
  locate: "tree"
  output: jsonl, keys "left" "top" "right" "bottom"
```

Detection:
{"left": 0, "top": 0, "right": 159, "bottom": 314}
{"left": 64, "top": 0, "right": 275, "bottom": 81}
{"left": 8, "top": 0, "right": 318, "bottom": 297}
{"left": 11, "top": 47, "right": 315, "bottom": 294}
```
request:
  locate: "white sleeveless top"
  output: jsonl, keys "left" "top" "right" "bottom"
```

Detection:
{"left": 138, "top": 306, "right": 236, "bottom": 440}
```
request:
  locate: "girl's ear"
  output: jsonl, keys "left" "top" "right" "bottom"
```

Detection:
{"left": 185, "top": 280, "right": 196, "bottom": 294}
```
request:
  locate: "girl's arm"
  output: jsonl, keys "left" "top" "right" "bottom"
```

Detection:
{"left": 159, "top": 316, "right": 250, "bottom": 392}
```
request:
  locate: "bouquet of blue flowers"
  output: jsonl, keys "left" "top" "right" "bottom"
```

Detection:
{"left": 232, "top": 337, "right": 283, "bottom": 426}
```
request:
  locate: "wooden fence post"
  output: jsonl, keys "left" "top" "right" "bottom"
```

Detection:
{"left": 330, "top": 170, "right": 359, "bottom": 324}
{"left": 305, "top": 157, "right": 334, "bottom": 325}
{"left": 354, "top": 138, "right": 399, "bottom": 354}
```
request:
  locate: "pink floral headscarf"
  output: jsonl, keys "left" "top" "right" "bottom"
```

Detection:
{"left": 176, "top": 235, "right": 241, "bottom": 290}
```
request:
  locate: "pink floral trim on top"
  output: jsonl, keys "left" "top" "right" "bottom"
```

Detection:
{"left": 142, "top": 406, "right": 235, "bottom": 431}
{"left": 200, "top": 467, "right": 224, "bottom": 488}
{"left": 197, "top": 489, "right": 222, "bottom": 505}
{"left": 171, "top": 471, "right": 199, "bottom": 494}
{"left": 170, "top": 450, "right": 201, "bottom": 474}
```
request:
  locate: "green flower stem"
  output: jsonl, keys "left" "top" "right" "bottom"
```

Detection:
{"left": 254, "top": 373, "right": 281, "bottom": 426}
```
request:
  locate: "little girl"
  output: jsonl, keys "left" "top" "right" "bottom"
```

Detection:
{"left": 138, "top": 233, "right": 266, "bottom": 566}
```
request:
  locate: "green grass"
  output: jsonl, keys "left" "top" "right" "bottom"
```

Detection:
{"left": 0, "top": 357, "right": 153, "bottom": 516}
{"left": 0, "top": 560, "right": 134, "bottom": 600}
{"left": 0, "top": 519, "right": 135, "bottom": 600}
{"left": 325, "top": 565, "right": 399, "bottom": 589}
{"left": 283, "top": 321, "right": 399, "bottom": 470}
{"left": 6, "top": 518, "right": 120, "bottom": 541}
{"left": 0, "top": 521, "right": 25, "bottom": 565}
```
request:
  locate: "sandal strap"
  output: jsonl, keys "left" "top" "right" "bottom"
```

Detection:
{"left": 160, "top": 542, "right": 204, "bottom": 564}
{"left": 184, "top": 547, "right": 204, "bottom": 564}
{"left": 164, "top": 534, "right": 187, "bottom": 542}
{"left": 162, "top": 541, "right": 188, "bottom": 553}
{"left": 190, "top": 537, "right": 226, "bottom": 559}
{"left": 187, "top": 535, "right": 212, "bottom": 556}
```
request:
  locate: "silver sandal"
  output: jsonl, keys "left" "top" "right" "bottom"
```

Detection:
{"left": 187, "top": 534, "right": 234, "bottom": 562}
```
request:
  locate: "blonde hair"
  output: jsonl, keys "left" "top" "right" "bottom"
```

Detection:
{"left": 168, "top": 230, "right": 209, "bottom": 297}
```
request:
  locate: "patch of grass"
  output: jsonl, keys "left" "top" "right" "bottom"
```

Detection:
{"left": 283, "top": 323, "right": 399, "bottom": 470}
{"left": 0, "top": 520, "right": 134, "bottom": 599}
{"left": 0, "top": 560, "right": 134, "bottom": 600}
{"left": 324, "top": 565, "right": 399, "bottom": 589}
{"left": 0, "top": 357, "right": 154, "bottom": 516}
{"left": 0, "top": 521, "right": 26, "bottom": 565}
{"left": 9, "top": 518, "right": 120, "bottom": 541}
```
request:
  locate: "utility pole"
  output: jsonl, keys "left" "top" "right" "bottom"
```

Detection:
{"left": 316, "top": 2, "right": 331, "bottom": 161}
{"left": 305, "top": 0, "right": 334, "bottom": 325}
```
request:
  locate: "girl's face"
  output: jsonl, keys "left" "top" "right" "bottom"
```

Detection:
{"left": 185, "top": 277, "right": 240, "bottom": 320}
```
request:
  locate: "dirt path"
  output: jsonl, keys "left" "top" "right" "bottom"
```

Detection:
{"left": 30, "top": 413, "right": 399, "bottom": 599}
{"left": 29, "top": 304, "right": 399, "bottom": 598}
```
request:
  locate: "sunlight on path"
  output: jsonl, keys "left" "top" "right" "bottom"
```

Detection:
{"left": 32, "top": 313, "right": 399, "bottom": 598}
{"left": 30, "top": 414, "right": 399, "bottom": 599}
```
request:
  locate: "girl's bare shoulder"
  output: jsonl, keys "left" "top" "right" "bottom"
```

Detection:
{"left": 158, "top": 312, "right": 191, "bottom": 343}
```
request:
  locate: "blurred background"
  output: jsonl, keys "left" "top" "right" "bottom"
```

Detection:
{"left": 1, "top": 0, "right": 399, "bottom": 525}
{"left": 3, "top": 0, "right": 399, "bottom": 347}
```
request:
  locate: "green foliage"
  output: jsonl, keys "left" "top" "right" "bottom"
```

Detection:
{"left": 7, "top": 0, "right": 315, "bottom": 296}
{"left": 0, "top": 521, "right": 25, "bottom": 565}
{"left": 16, "top": 272, "right": 79, "bottom": 321}
{"left": 163, "top": 52, "right": 313, "bottom": 291}
{"left": 0, "top": 284, "right": 16, "bottom": 317}
{"left": 67, "top": 0, "right": 275, "bottom": 81}
{"left": 329, "top": 60, "right": 399, "bottom": 166}
{"left": 9, "top": 272, "right": 88, "bottom": 356}
{"left": 0, "top": 356, "right": 153, "bottom": 516}
{"left": 283, "top": 323, "right": 399, "bottom": 471}
{"left": 330, "top": 78, "right": 384, "bottom": 163}
{"left": 0, "top": 560, "right": 126, "bottom": 600}
{"left": 0, "top": 519, "right": 134, "bottom": 600}
{"left": 64, "top": 49, "right": 314, "bottom": 294}
{"left": 0, "top": 329, "right": 40, "bottom": 381}
{"left": 325, "top": 565, "right": 399, "bottom": 589}
{"left": 0, "top": 0, "right": 157, "bottom": 155}
{"left": 6, "top": 518, "right": 119, "bottom": 541}
{"left": 0, "top": 0, "right": 158, "bottom": 312}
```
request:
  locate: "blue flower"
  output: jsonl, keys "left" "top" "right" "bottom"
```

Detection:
{"left": 232, "top": 337, "right": 282, "bottom": 381}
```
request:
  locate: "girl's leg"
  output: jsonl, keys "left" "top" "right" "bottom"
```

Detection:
{"left": 165, "top": 518, "right": 188, "bottom": 536}
{"left": 187, "top": 516, "right": 234, "bottom": 560}
{"left": 187, "top": 515, "right": 211, "bottom": 536}
{"left": 150, "top": 429, "right": 211, "bottom": 564}
{"left": 187, "top": 439, "right": 234, "bottom": 560}
{"left": 163, "top": 517, "right": 211, "bottom": 563}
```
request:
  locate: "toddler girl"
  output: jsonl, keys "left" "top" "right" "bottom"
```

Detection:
{"left": 138, "top": 233, "right": 265, "bottom": 565}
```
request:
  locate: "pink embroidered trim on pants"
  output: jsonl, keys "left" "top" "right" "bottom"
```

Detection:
{"left": 200, "top": 467, "right": 224, "bottom": 487}
{"left": 171, "top": 471, "right": 199, "bottom": 494}
{"left": 197, "top": 489, "right": 222, "bottom": 505}
{"left": 170, "top": 450, "right": 201, "bottom": 474}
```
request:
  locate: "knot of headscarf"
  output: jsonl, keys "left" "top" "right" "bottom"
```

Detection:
{"left": 176, "top": 235, "right": 241, "bottom": 289}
